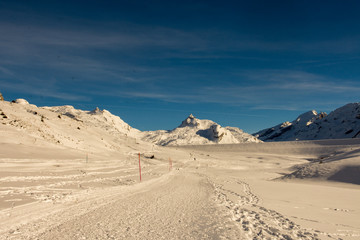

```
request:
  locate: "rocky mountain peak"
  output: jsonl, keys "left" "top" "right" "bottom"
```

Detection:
{"left": 89, "top": 107, "right": 103, "bottom": 115}
{"left": 179, "top": 114, "right": 199, "bottom": 128}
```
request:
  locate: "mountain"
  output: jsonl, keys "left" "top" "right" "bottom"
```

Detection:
{"left": 45, "top": 105, "right": 140, "bottom": 138}
{"left": 141, "top": 114, "right": 261, "bottom": 146}
{"left": 254, "top": 103, "right": 360, "bottom": 141}
{"left": 0, "top": 99, "right": 260, "bottom": 150}
{"left": 0, "top": 99, "right": 144, "bottom": 154}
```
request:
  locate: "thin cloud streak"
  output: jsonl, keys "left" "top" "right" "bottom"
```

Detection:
{"left": 0, "top": 66, "right": 14, "bottom": 76}
{"left": 0, "top": 81, "right": 90, "bottom": 101}
{"left": 86, "top": 70, "right": 360, "bottom": 111}
{"left": 1, "top": 20, "right": 359, "bottom": 68}
{"left": 76, "top": 70, "right": 359, "bottom": 103}
{"left": 0, "top": 21, "right": 205, "bottom": 53}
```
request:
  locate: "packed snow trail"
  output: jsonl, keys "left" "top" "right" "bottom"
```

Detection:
{"left": 31, "top": 171, "right": 241, "bottom": 240}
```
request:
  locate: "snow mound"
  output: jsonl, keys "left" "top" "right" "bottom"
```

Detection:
{"left": 225, "top": 127, "right": 261, "bottom": 143}
{"left": 14, "top": 99, "right": 29, "bottom": 105}
{"left": 141, "top": 114, "right": 260, "bottom": 146}
{"left": 281, "top": 148, "right": 360, "bottom": 185}
{"left": 254, "top": 102, "right": 360, "bottom": 141}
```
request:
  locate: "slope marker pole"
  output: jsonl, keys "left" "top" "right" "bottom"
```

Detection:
{"left": 138, "top": 153, "right": 142, "bottom": 182}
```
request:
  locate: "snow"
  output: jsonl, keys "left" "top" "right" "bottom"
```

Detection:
{"left": 14, "top": 99, "right": 29, "bottom": 105}
{"left": 254, "top": 102, "right": 360, "bottom": 141}
{"left": 44, "top": 105, "right": 141, "bottom": 140}
{"left": 141, "top": 114, "right": 260, "bottom": 146}
{"left": 1, "top": 98, "right": 360, "bottom": 239}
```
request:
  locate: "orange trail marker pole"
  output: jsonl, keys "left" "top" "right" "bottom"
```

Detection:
{"left": 138, "top": 153, "right": 142, "bottom": 182}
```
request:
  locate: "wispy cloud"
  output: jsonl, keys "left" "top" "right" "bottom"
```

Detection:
{"left": 241, "top": 70, "right": 360, "bottom": 92}
{"left": 1, "top": 11, "right": 359, "bottom": 112}
{"left": 0, "top": 66, "right": 14, "bottom": 76}
{"left": 0, "top": 80, "right": 90, "bottom": 101}
{"left": 0, "top": 21, "right": 205, "bottom": 55}
{"left": 0, "top": 20, "right": 208, "bottom": 87}
{"left": 85, "top": 70, "right": 359, "bottom": 111}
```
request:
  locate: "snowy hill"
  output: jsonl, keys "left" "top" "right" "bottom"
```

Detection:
{"left": 141, "top": 114, "right": 261, "bottom": 146}
{"left": 0, "top": 99, "right": 144, "bottom": 154}
{"left": 0, "top": 99, "right": 259, "bottom": 150}
{"left": 45, "top": 105, "right": 140, "bottom": 138}
{"left": 254, "top": 103, "right": 360, "bottom": 141}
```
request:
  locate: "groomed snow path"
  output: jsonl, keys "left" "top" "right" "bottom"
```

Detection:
{"left": 32, "top": 171, "right": 240, "bottom": 240}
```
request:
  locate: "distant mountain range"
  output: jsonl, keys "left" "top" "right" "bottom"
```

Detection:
{"left": 1, "top": 96, "right": 359, "bottom": 146}
{"left": 0, "top": 98, "right": 259, "bottom": 148}
{"left": 254, "top": 103, "right": 360, "bottom": 141}
{"left": 142, "top": 114, "right": 260, "bottom": 146}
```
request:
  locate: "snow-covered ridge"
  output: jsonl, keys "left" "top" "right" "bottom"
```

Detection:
{"left": 254, "top": 102, "right": 360, "bottom": 141}
{"left": 0, "top": 98, "right": 260, "bottom": 149}
{"left": 141, "top": 114, "right": 261, "bottom": 146}
{"left": 0, "top": 99, "right": 142, "bottom": 153}
{"left": 45, "top": 105, "right": 140, "bottom": 138}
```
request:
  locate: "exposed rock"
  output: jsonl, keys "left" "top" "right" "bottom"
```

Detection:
{"left": 179, "top": 114, "right": 199, "bottom": 128}
{"left": 345, "top": 129, "right": 354, "bottom": 135}
{"left": 318, "top": 112, "right": 327, "bottom": 120}
{"left": 0, "top": 111, "right": 7, "bottom": 118}
{"left": 353, "top": 130, "right": 360, "bottom": 138}
{"left": 89, "top": 107, "right": 103, "bottom": 115}
{"left": 0, "top": 92, "right": 4, "bottom": 101}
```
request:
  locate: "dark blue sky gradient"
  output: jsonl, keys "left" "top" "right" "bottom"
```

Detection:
{"left": 0, "top": 0, "right": 360, "bottom": 133}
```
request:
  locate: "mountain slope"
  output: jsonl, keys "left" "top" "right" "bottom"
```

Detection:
{"left": 254, "top": 103, "right": 360, "bottom": 141}
{"left": 1, "top": 99, "right": 260, "bottom": 149}
{"left": 0, "top": 99, "right": 144, "bottom": 154}
{"left": 141, "top": 114, "right": 260, "bottom": 146}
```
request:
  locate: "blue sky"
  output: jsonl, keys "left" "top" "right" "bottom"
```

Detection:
{"left": 0, "top": 0, "right": 360, "bottom": 133}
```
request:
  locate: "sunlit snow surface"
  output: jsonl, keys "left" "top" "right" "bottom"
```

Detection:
{"left": 0, "top": 99, "right": 359, "bottom": 239}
